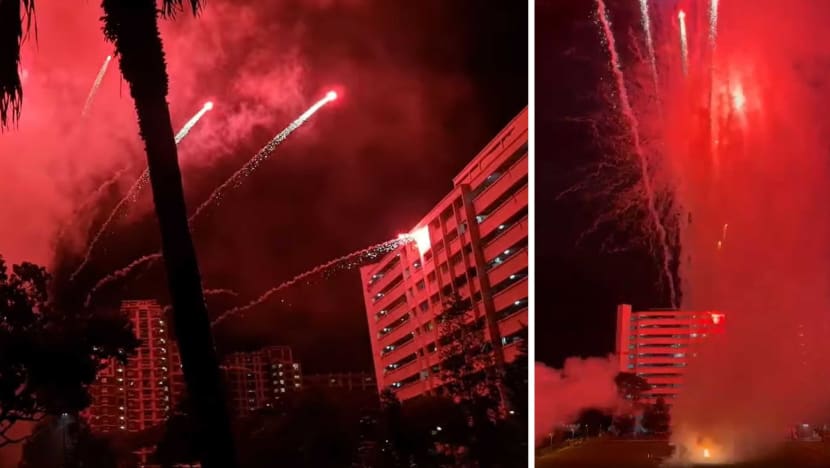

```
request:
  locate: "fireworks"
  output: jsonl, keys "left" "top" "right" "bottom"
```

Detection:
{"left": 81, "top": 55, "right": 112, "bottom": 117}
{"left": 678, "top": 10, "right": 689, "bottom": 77}
{"left": 71, "top": 102, "right": 214, "bottom": 282}
{"left": 188, "top": 91, "right": 337, "bottom": 223}
{"left": 83, "top": 92, "right": 338, "bottom": 304}
{"left": 638, "top": 0, "right": 660, "bottom": 98}
{"left": 596, "top": 0, "right": 677, "bottom": 308}
{"left": 709, "top": 0, "right": 720, "bottom": 49}
{"left": 174, "top": 101, "right": 214, "bottom": 143}
{"left": 84, "top": 253, "right": 162, "bottom": 307}
{"left": 211, "top": 237, "right": 409, "bottom": 327}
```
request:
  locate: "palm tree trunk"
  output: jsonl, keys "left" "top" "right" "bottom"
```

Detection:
{"left": 101, "top": 1, "right": 236, "bottom": 466}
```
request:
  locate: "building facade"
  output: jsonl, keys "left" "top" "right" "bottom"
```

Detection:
{"left": 359, "top": 107, "right": 528, "bottom": 401}
{"left": 221, "top": 346, "right": 302, "bottom": 415}
{"left": 87, "top": 300, "right": 183, "bottom": 433}
{"left": 616, "top": 304, "right": 726, "bottom": 404}
{"left": 303, "top": 372, "right": 376, "bottom": 392}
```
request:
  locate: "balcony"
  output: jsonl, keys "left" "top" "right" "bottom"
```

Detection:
{"left": 483, "top": 215, "right": 528, "bottom": 261}
{"left": 497, "top": 307, "right": 527, "bottom": 338}
{"left": 373, "top": 290, "right": 407, "bottom": 313}
{"left": 395, "top": 379, "right": 430, "bottom": 401}
{"left": 492, "top": 277, "right": 529, "bottom": 312}
{"left": 487, "top": 248, "right": 528, "bottom": 286}
{"left": 380, "top": 335, "right": 417, "bottom": 363}
{"left": 368, "top": 261, "right": 403, "bottom": 294}
{"left": 379, "top": 318, "right": 417, "bottom": 345}
{"left": 473, "top": 154, "right": 528, "bottom": 215}
{"left": 478, "top": 184, "right": 528, "bottom": 241}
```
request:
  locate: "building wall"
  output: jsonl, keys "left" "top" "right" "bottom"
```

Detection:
{"left": 616, "top": 304, "right": 725, "bottom": 404}
{"left": 222, "top": 346, "right": 302, "bottom": 415}
{"left": 359, "top": 107, "right": 528, "bottom": 401}
{"left": 303, "top": 372, "right": 376, "bottom": 392}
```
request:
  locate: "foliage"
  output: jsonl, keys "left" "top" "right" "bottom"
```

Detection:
{"left": 641, "top": 397, "right": 671, "bottom": 434}
{"left": 153, "top": 388, "right": 379, "bottom": 468}
{"left": 0, "top": 256, "right": 139, "bottom": 447}
{"left": 18, "top": 415, "right": 120, "bottom": 468}
{"left": 613, "top": 372, "right": 651, "bottom": 404}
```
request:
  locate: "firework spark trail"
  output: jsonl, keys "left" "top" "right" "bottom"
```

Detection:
{"left": 204, "top": 288, "right": 239, "bottom": 298}
{"left": 188, "top": 92, "right": 337, "bottom": 223}
{"left": 84, "top": 253, "right": 162, "bottom": 307}
{"left": 81, "top": 55, "right": 112, "bottom": 117}
{"left": 85, "top": 93, "right": 337, "bottom": 304}
{"left": 709, "top": 0, "right": 720, "bottom": 49}
{"left": 638, "top": 0, "right": 661, "bottom": 100}
{"left": 596, "top": 0, "right": 677, "bottom": 308}
{"left": 679, "top": 10, "right": 689, "bottom": 77}
{"left": 211, "top": 236, "right": 407, "bottom": 327}
{"left": 55, "top": 165, "right": 130, "bottom": 244}
{"left": 70, "top": 103, "right": 214, "bottom": 282}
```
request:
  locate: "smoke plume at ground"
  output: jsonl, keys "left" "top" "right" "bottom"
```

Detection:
{"left": 535, "top": 356, "right": 618, "bottom": 442}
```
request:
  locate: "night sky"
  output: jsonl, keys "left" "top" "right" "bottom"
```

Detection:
{"left": 535, "top": 0, "right": 664, "bottom": 368}
{"left": 62, "top": 0, "right": 527, "bottom": 374}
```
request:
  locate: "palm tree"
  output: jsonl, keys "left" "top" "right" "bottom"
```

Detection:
{"left": 0, "top": 1, "right": 237, "bottom": 466}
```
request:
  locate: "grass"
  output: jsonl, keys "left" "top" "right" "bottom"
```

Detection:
{"left": 535, "top": 438, "right": 830, "bottom": 467}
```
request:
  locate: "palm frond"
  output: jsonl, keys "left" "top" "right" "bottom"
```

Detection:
{"left": 0, "top": 0, "right": 36, "bottom": 130}
{"left": 160, "top": 0, "right": 201, "bottom": 18}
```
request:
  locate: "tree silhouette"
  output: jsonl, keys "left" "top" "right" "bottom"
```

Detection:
{"left": 0, "top": 257, "right": 138, "bottom": 448}
{"left": 0, "top": 2, "right": 237, "bottom": 465}
{"left": 641, "top": 397, "right": 671, "bottom": 435}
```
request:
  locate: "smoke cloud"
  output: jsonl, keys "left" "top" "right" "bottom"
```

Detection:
{"left": 534, "top": 356, "right": 619, "bottom": 442}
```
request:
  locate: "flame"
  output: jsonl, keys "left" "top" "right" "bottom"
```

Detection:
{"left": 703, "top": 448, "right": 711, "bottom": 458}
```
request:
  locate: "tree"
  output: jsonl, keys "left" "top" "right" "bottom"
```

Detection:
{"left": 18, "top": 415, "right": 120, "bottom": 468}
{"left": 436, "top": 293, "right": 507, "bottom": 467}
{"left": 641, "top": 397, "right": 671, "bottom": 435}
{"left": 614, "top": 372, "right": 651, "bottom": 404}
{"left": 0, "top": 257, "right": 139, "bottom": 448}
{"left": 0, "top": 2, "right": 237, "bottom": 466}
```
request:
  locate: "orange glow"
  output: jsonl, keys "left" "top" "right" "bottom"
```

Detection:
{"left": 703, "top": 448, "right": 711, "bottom": 458}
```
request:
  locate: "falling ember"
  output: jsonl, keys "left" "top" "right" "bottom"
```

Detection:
{"left": 71, "top": 102, "right": 214, "bottom": 282}
{"left": 211, "top": 237, "right": 408, "bottom": 326}
{"left": 709, "top": 0, "right": 719, "bottom": 48}
{"left": 81, "top": 55, "right": 112, "bottom": 117}
{"left": 638, "top": 0, "right": 660, "bottom": 98}
{"left": 596, "top": 0, "right": 677, "bottom": 308}
{"left": 678, "top": 10, "right": 689, "bottom": 77}
{"left": 188, "top": 91, "right": 338, "bottom": 223}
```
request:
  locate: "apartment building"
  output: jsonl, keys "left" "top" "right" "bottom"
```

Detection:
{"left": 87, "top": 300, "right": 182, "bottom": 433}
{"left": 303, "top": 372, "right": 376, "bottom": 392}
{"left": 221, "top": 345, "right": 302, "bottom": 414}
{"left": 616, "top": 304, "right": 726, "bottom": 404}
{"left": 359, "top": 107, "right": 528, "bottom": 401}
